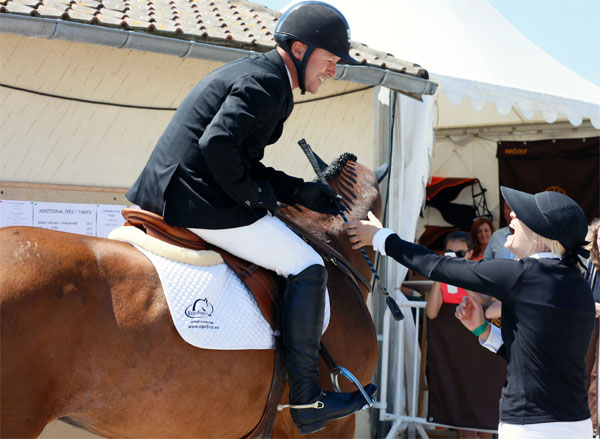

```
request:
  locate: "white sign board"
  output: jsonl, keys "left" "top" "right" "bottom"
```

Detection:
{"left": 0, "top": 200, "right": 34, "bottom": 227}
{"left": 96, "top": 204, "right": 126, "bottom": 238}
{"left": 34, "top": 202, "right": 97, "bottom": 236}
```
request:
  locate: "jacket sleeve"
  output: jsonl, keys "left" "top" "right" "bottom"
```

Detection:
{"left": 384, "top": 233, "right": 523, "bottom": 301}
{"left": 249, "top": 161, "right": 303, "bottom": 205}
{"left": 198, "top": 73, "right": 299, "bottom": 209}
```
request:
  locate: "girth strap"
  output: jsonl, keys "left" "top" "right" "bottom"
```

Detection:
{"left": 244, "top": 337, "right": 286, "bottom": 438}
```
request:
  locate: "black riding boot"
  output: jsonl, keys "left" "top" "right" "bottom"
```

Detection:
{"left": 282, "top": 264, "right": 377, "bottom": 435}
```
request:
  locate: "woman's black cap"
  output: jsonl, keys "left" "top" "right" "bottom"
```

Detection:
{"left": 501, "top": 186, "right": 588, "bottom": 253}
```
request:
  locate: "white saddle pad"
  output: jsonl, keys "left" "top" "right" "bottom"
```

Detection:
{"left": 110, "top": 227, "right": 329, "bottom": 350}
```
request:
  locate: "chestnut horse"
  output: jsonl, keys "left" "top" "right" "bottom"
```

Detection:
{"left": 0, "top": 154, "right": 382, "bottom": 438}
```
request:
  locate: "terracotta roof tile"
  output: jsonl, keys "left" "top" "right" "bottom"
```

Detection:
{"left": 101, "top": 0, "right": 125, "bottom": 10}
{"left": 96, "top": 6, "right": 121, "bottom": 18}
{"left": 35, "top": 4, "right": 68, "bottom": 17}
{"left": 11, "top": 0, "right": 42, "bottom": 7}
{"left": 2, "top": 2, "right": 36, "bottom": 14}
{"left": 78, "top": 0, "right": 102, "bottom": 7}
{"left": 93, "top": 12, "right": 123, "bottom": 25}
{"left": 0, "top": 0, "right": 428, "bottom": 78}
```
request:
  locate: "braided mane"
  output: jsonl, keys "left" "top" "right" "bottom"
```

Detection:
{"left": 323, "top": 153, "right": 358, "bottom": 181}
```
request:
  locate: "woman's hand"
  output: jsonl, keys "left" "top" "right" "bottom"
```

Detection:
{"left": 343, "top": 211, "right": 383, "bottom": 250}
{"left": 455, "top": 292, "right": 486, "bottom": 332}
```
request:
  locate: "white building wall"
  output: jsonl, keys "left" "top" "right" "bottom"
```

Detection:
{"left": 1, "top": 34, "right": 374, "bottom": 195}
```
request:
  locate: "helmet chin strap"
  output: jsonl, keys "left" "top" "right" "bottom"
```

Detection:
{"left": 285, "top": 42, "right": 315, "bottom": 95}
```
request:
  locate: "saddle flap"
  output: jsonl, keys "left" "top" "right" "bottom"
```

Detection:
{"left": 121, "top": 208, "right": 282, "bottom": 329}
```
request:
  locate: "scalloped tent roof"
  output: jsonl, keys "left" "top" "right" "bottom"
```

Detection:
{"left": 326, "top": 0, "right": 600, "bottom": 129}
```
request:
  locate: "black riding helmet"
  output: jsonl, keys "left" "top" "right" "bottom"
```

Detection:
{"left": 274, "top": 1, "right": 358, "bottom": 94}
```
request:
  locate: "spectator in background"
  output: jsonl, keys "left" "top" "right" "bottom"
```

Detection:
{"left": 426, "top": 231, "right": 492, "bottom": 320}
{"left": 484, "top": 201, "right": 515, "bottom": 261}
{"left": 470, "top": 218, "right": 495, "bottom": 261}
{"left": 585, "top": 218, "right": 600, "bottom": 435}
{"left": 586, "top": 218, "right": 600, "bottom": 314}
{"left": 424, "top": 231, "right": 498, "bottom": 438}
{"left": 468, "top": 218, "right": 501, "bottom": 323}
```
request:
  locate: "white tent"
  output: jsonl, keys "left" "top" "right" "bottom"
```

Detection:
{"left": 325, "top": 0, "right": 600, "bottom": 247}
{"left": 330, "top": 0, "right": 600, "bottom": 129}
{"left": 325, "top": 0, "right": 600, "bottom": 275}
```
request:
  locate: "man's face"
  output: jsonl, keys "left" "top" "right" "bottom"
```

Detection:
{"left": 303, "top": 48, "right": 340, "bottom": 94}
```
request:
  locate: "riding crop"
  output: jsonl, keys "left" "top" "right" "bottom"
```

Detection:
{"left": 297, "top": 139, "right": 404, "bottom": 321}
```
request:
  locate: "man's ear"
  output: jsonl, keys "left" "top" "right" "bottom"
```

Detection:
{"left": 290, "top": 40, "right": 308, "bottom": 61}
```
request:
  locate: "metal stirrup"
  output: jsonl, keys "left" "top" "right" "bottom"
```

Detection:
{"left": 330, "top": 366, "right": 375, "bottom": 409}
{"left": 277, "top": 400, "right": 325, "bottom": 411}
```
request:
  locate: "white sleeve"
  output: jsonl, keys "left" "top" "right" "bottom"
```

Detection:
{"left": 372, "top": 228, "right": 395, "bottom": 255}
{"left": 480, "top": 324, "right": 503, "bottom": 353}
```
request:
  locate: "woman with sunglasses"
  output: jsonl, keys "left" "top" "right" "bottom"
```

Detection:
{"left": 344, "top": 186, "right": 594, "bottom": 439}
{"left": 426, "top": 231, "right": 487, "bottom": 320}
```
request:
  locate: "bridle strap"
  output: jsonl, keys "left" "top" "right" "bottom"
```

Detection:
{"left": 276, "top": 213, "right": 372, "bottom": 292}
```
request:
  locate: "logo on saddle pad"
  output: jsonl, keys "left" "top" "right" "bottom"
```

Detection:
{"left": 185, "top": 298, "right": 214, "bottom": 318}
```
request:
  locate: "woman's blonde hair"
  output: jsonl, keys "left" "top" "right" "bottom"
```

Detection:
{"left": 541, "top": 237, "right": 566, "bottom": 258}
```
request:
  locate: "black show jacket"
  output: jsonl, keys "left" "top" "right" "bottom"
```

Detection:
{"left": 126, "top": 50, "right": 304, "bottom": 229}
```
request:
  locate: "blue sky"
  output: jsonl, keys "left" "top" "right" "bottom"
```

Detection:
{"left": 255, "top": 0, "right": 600, "bottom": 87}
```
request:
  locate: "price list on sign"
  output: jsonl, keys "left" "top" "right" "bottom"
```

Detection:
{"left": 33, "top": 202, "right": 97, "bottom": 236}
{"left": 0, "top": 200, "right": 34, "bottom": 227}
{"left": 96, "top": 204, "right": 126, "bottom": 238}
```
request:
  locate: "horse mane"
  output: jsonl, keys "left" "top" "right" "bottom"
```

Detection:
{"left": 323, "top": 152, "right": 358, "bottom": 181}
{"left": 281, "top": 152, "right": 380, "bottom": 243}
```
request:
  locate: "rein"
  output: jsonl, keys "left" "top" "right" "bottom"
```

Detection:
{"left": 276, "top": 213, "right": 371, "bottom": 294}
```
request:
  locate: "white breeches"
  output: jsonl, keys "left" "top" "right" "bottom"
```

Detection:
{"left": 498, "top": 418, "right": 593, "bottom": 439}
{"left": 188, "top": 214, "right": 324, "bottom": 277}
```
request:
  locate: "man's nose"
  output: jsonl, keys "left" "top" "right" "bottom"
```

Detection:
{"left": 328, "top": 64, "right": 337, "bottom": 77}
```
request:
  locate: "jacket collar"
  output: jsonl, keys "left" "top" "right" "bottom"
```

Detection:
{"left": 264, "top": 49, "right": 293, "bottom": 101}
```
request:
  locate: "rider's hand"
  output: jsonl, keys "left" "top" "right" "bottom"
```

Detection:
{"left": 295, "top": 182, "right": 341, "bottom": 215}
{"left": 253, "top": 181, "right": 279, "bottom": 215}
